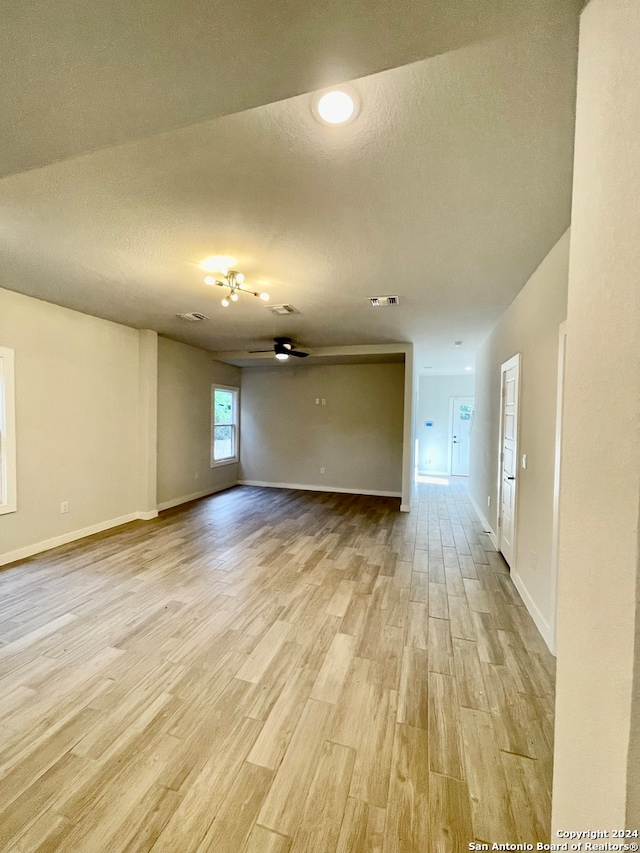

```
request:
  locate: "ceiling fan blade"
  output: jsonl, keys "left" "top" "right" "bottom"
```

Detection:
{"left": 289, "top": 350, "right": 309, "bottom": 358}
{"left": 248, "top": 349, "right": 274, "bottom": 353}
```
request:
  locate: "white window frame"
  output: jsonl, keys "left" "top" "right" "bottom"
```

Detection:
{"left": 211, "top": 384, "right": 240, "bottom": 467}
{"left": 0, "top": 346, "right": 17, "bottom": 515}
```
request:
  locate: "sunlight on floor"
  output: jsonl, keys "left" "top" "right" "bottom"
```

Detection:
{"left": 415, "top": 474, "right": 450, "bottom": 485}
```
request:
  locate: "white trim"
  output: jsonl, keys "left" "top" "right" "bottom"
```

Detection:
{"left": 137, "top": 510, "right": 159, "bottom": 521}
{"left": 467, "top": 491, "right": 499, "bottom": 550}
{"left": 510, "top": 568, "right": 554, "bottom": 654}
{"left": 417, "top": 469, "right": 450, "bottom": 477}
{"left": 0, "top": 511, "right": 157, "bottom": 568}
{"left": 157, "top": 482, "right": 238, "bottom": 511}
{"left": 400, "top": 503, "right": 411, "bottom": 512}
{"left": 548, "top": 321, "right": 567, "bottom": 656}
{"left": 0, "top": 346, "right": 17, "bottom": 515}
{"left": 239, "top": 480, "right": 402, "bottom": 499}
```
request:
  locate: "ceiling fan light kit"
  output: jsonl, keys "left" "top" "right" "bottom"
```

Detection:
{"left": 250, "top": 337, "right": 309, "bottom": 361}
{"left": 204, "top": 269, "right": 269, "bottom": 306}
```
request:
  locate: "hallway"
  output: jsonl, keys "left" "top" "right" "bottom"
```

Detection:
{"left": 0, "top": 482, "right": 555, "bottom": 851}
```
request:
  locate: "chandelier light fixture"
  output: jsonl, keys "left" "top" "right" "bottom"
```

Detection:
{"left": 204, "top": 269, "right": 270, "bottom": 307}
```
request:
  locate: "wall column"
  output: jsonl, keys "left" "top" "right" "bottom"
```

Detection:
{"left": 137, "top": 329, "right": 158, "bottom": 519}
{"left": 552, "top": 0, "right": 640, "bottom": 828}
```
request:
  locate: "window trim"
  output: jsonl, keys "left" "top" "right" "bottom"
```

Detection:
{"left": 0, "top": 346, "right": 17, "bottom": 515}
{"left": 211, "top": 383, "right": 240, "bottom": 467}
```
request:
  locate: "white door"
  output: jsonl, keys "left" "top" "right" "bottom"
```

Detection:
{"left": 498, "top": 354, "right": 520, "bottom": 568}
{"left": 450, "top": 397, "right": 474, "bottom": 476}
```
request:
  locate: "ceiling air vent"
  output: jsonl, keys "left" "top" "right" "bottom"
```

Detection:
{"left": 369, "top": 296, "right": 399, "bottom": 307}
{"left": 265, "top": 304, "right": 299, "bottom": 316}
{"left": 177, "top": 312, "right": 209, "bottom": 321}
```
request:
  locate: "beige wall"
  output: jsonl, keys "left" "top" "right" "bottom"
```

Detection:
{"left": 469, "top": 229, "right": 570, "bottom": 647}
{"left": 416, "top": 374, "right": 474, "bottom": 475}
{"left": 552, "top": 0, "right": 640, "bottom": 827}
{"left": 157, "top": 337, "right": 241, "bottom": 508}
{"left": 240, "top": 362, "right": 404, "bottom": 495}
{"left": 0, "top": 287, "right": 141, "bottom": 563}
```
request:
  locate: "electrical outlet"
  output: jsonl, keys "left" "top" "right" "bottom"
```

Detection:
{"left": 60, "top": 501, "right": 69, "bottom": 514}
{"left": 522, "top": 453, "right": 527, "bottom": 469}
{"left": 320, "top": 467, "right": 325, "bottom": 474}
{"left": 315, "top": 398, "right": 320, "bottom": 405}
{"left": 487, "top": 496, "right": 491, "bottom": 507}
{"left": 321, "top": 398, "right": 326, "bottom": 406}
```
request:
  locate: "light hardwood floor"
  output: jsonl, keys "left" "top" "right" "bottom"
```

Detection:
{"left": 0, "top": 481, "right": 555, "bottom": 852}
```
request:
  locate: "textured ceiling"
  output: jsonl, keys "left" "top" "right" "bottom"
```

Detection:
{"left": 0, "top": 0, "right": 581, "bottom": 372}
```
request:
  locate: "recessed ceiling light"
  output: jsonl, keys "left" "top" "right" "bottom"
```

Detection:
{"left": 465, "top": 366, "right": 473, "bottom": 371}
{"left": 200, "top": 255, "right": 236, "bottom": 274}
{"left": 313, "top": 87, "right": 359, "bottom": 125}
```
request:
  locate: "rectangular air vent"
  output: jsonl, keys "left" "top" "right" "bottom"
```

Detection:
{"left": 369, "top": 296, "right": 399, "bottom": 307}
{"left": 177, "top": 312, "right": 209, "bottom": 321}
{"left": 266, "top": 304, "right": 299, "bottom": 315}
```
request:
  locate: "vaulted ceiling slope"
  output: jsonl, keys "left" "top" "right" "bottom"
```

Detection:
{"left": 2, "top": 0, "right": 580, "bottom": 177}
{"left": 0, "top": 0, "right": 581, "bottom": 371}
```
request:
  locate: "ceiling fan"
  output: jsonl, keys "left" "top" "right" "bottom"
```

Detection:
{"left": 250, "top": 337, "right": 310, "bottom": 361}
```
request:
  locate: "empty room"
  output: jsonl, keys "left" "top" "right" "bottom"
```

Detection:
{"left": 0, "top": 0, "right": 638, "bottom": 850}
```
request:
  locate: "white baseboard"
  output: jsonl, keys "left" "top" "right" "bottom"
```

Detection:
{"left": 467, "top": 492, "right": 499, "bottom": 549}
{"left": 417, "top": 469, "right": 450, "bottom": 477}
{"left": 400, "top": 503, "right": 411, "bottom": 512}
{"left": 239, "top": 480, "right": 402, "bottom": 499}
{"left": 0, "top": 510, "right": 156, "bottom": 568}
{"left": 137, "top": 510, "right": 159, "bottom": 521}
{"left": 157, "top": 482, "right": 238, "bottom": 512}
{"left": 511, "top": 569, "right": 555, "bottom": 655}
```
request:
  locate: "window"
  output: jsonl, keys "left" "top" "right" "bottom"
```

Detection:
{"left": 212, "top": 385, "right": 239, "bottom": 466}
{"left": 0, "top": 346, "right": 17, "bottom": 515}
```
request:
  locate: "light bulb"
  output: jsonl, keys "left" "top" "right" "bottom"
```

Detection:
{"left": 259, "top": 292, "right": 270, "bottom": 301}
{"left": 315, "top": 90, "right": 356, "bottom": 125}
{"left": 204, "top": 276, "right": 215, "bottom": 285}
{"left": 221, "top": 297, "right": 230, "bottom": 307}
{"left": 235, "top": 273, "right": 245, "bottom": 284}
{"left": 275, "top": 352, "right": 289, "bottom": 361}
{"left": 200, "top": 256, "right": 236, "bottom": 273}
{"left": 230, "top": 292, "right": 239, "bottom": 301}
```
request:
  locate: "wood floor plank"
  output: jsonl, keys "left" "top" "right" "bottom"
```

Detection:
{"left": 289, "top": 740, "right": 355, "bottom": 853}
{"left": 428, "top": 673, "right": 465, "bottom": 781}
{"left": 429, "top": 772, "right": 474, "bottom": 853}
{"left": 459, "top": 707, "right": 517, "bottom": 841}
{"left": 310, "top": 632, "right": 358, "bottom": 704}
{"left": 336, "top": 798, "right": 386, "bottom": 853}
{"left": 397, "top": 646, "right": 429, "bottom": 730}
{"left": 236, "top": 620, "right": 294, "bottom": 684}
{"left": 256, "top": 698, "right": 335, "bottom": 837}
{"left": 383, "top": 723, "right": 429, "bottom": 852}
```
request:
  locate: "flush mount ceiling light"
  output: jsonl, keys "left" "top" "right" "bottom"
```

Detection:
{"left": 203, "top": 269, "right": 270, "bottom": 307}
{"left": 312, "top": 86, "right": 359, "bottom": 125}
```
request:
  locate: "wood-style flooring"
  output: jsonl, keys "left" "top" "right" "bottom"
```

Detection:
{"left": 0, "top": 481, "right": 556, "bottom": 852}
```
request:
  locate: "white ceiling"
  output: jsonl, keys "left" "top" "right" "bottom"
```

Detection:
{"left": 0, "top": 0, "right": 581, "bottom": 373}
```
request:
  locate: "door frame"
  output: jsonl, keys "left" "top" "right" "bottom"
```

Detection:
{"left": 549, "top": 322, "right": 567, "bottom": 655}
{"left": 497, "top": 353, "right": 521, "bottom": 562}
{"left": 448, "top": 396, "right": 474, "bottom": 477}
